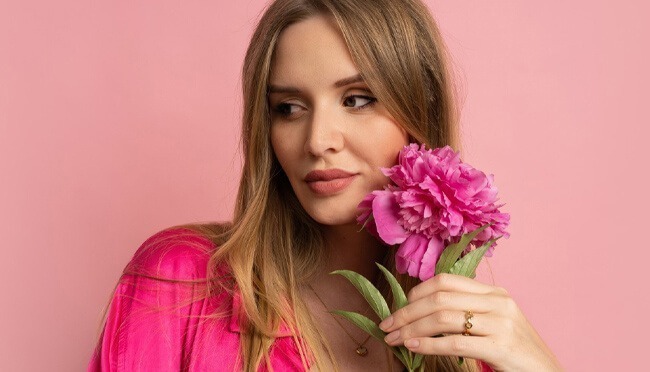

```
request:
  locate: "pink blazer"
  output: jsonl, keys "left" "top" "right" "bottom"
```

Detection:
{"left": 88, "top": 229, "right": 303, "bottom": 372}
{"left": 88, "top": 227, "right": 493, "bottom": 371}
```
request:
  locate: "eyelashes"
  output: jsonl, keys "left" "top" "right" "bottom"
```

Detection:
{"left": 271, "top": 95, "right": 378, "bottom": 119}
{"left": 272, "top": 102, "right": 300, "bottom": 117}
{"left": 342, "top": 95, "right": 377, "bottom": 110}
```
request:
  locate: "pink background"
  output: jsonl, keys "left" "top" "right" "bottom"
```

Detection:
{"left": 1, "top": 1, "right": 647, "bottom": 370}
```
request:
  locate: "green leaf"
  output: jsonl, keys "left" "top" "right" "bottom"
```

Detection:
{"left": 331, "top": 270, "right": 391, "bottom": 320}
{"left": 398, "top": 346, "right": 412, "bottom": 370}
{"left": 330, "top": 310, "right": 386, "bottom": 341}
{"left": 373, "top": 263, "right": 411, "bottom": 367}
{"left": 449, "top": 237, "right": 500, "bottom": 278}
{"left": 413, "top": 352, "right": 425, "bottom": 369}
{"left": 330, "top": 310, "right": 408, "bottom": 367}
{"left": 376, "top": 263, "right": 408, "bottom": 310}
{"left": 435, "top": 223, "right": 492, "bottom": 275}
{"left": 392, "top": 347, "right": 410, "bottom": 369}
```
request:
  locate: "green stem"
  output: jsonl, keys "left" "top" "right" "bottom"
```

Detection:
{"left": 399, "top": 348, "right": 414, "bottom": 371}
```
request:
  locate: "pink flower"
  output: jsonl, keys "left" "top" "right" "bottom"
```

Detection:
{"left": 357, "top": 144, "right": 510, "bottom": 281}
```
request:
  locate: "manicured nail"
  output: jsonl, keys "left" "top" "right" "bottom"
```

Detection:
{"left": 384, "top": 330, "right": 400, "bottom": 344}
{"left": 379, "top": 316, "right": 394, "bottom": 331}
{"left": 405, "top": 339, "right": 420, "bottom": 348}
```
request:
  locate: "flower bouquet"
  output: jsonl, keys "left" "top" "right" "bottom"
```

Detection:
{"left": 330, "top": 144, "right": 510, "bottom": 371}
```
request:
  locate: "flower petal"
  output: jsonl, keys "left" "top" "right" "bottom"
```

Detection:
{"left": 356, "top": 192, "right": 379, "bottom": 238}
{"left": 395, "top": 234, "right": 429, "bottom": 278}
{"left": 418, "top": 236, "right": 445, "bottom": 281}
{"left": 372, "top": 190, "right": 408, "bottom": 245}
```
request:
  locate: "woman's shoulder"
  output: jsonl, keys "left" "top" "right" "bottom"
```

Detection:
{"left": 88, "top": 224, "right": 239, "bottom": 371}
{"left": 123, "top": 224, "right": 228, "bottom": 281}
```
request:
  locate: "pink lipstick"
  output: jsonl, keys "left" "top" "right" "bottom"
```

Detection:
{"left": 304, "top": 169, "right": 358, "bottom": 196}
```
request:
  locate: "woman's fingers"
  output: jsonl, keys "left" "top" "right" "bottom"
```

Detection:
{"left": 375, "top": 273, "right": 562, "bottom": 371}
{"left": 384, "top": 311, "right": 498, "bottom": 346}
{"left": 407, "top": 273, "right": 505, "bottom": 303}
{"left": 379, "top": 290, "right": 500, "bottom": 333}
{"left": 402, "top": 333, "right": 497, "bottom": 363}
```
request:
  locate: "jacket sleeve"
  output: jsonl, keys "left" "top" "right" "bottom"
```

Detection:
{"left": 87, "top": 228, "right": 216, "bottom": 372}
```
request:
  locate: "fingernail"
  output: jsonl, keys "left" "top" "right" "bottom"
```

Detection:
{"left": 379, "top": 316, "right": 393, "bottom": 331}
{"left": 405, "top": 339, "right": 419, "bottom": 348}
{"left": 384, "top": 330, "right": 400, "bottom": 344}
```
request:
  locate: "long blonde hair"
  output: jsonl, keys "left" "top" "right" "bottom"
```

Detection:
{"left": 99, "top": 0, "right": 481, "bottom": 370}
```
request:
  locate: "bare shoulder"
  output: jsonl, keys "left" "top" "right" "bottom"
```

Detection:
{"left": 124, "top": 225, "right": 223, "bottom": 280}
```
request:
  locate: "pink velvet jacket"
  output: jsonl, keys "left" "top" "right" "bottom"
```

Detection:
{"left": 88, "top": 227, "right": 493, "bottom": 371}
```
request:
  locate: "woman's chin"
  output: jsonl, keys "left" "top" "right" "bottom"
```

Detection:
{"left": 313, "top": 215, "right": 357, "bottom": 227}
{"left": 304, "top": 208, "right": 358, "bottom": 227}
{"left": 297, "top": 195, "right": 362, "bottom": 227}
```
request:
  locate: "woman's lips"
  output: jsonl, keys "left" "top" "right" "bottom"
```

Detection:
{"left": 306, "top": 175, "right": 357, "bottom": 196}
{"left": 303, "top": 168, "right": 358, "bottom": 196}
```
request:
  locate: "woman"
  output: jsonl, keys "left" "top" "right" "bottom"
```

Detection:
{"left": 89, "top": 0, "right": 562, "bottom": 371}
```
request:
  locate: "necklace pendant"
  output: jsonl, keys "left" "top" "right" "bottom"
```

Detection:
{"left": 356, "top": 346, "right": 368, "bottom": 356}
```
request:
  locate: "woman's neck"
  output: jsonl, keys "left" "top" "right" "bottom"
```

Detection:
{"left": 303, "top": 223, "right": 389, "bottom": 324}
{"left": 317, "top": 223, "right": 388, "bottom": 284}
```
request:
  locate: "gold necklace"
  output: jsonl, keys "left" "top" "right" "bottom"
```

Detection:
{"left": 307, "top": 283, "right": 373, "bottom": 356}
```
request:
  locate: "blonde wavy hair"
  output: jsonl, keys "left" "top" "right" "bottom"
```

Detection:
{"left": 189, "top": 0, "right": 480, "bottom": 370}
{"left": 97, "top": 0, "right": 484, "bottom": 370}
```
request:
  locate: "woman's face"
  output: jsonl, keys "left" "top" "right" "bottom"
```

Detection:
{"left": 269, "top": 14, "right": 409, "bottom": 226}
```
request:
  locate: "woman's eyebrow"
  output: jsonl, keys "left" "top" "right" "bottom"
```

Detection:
{"left": 268, "top": 73, "right": 365, "bottom": 94}
{"left": 333, "top": 73, "right": 364, "bottom": 88}
{"left": 268, "top": 85, "right": 300, "bottom": 94}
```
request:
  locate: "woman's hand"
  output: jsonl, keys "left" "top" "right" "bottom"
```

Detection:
{"left": 378, "top": 273, "right": 563, "bottom": 372}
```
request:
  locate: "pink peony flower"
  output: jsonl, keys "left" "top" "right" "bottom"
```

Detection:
{"left": 357, "top": 144, "right": 510, "bottom": 281}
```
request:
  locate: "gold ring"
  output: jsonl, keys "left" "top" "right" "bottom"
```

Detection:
{"left": 462, "top": 310, "right": 473, "bottom": 336}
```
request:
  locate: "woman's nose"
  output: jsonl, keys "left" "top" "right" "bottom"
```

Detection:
{"left": 303, "top": 106, "right": 344, "bottom": 157}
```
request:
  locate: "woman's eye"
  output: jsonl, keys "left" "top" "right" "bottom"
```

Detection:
{"left": 343, "top": 95, "right": 377, "bottom": 110}
{"left": 273, "top": 103, "right": 301, "bottom": 117}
